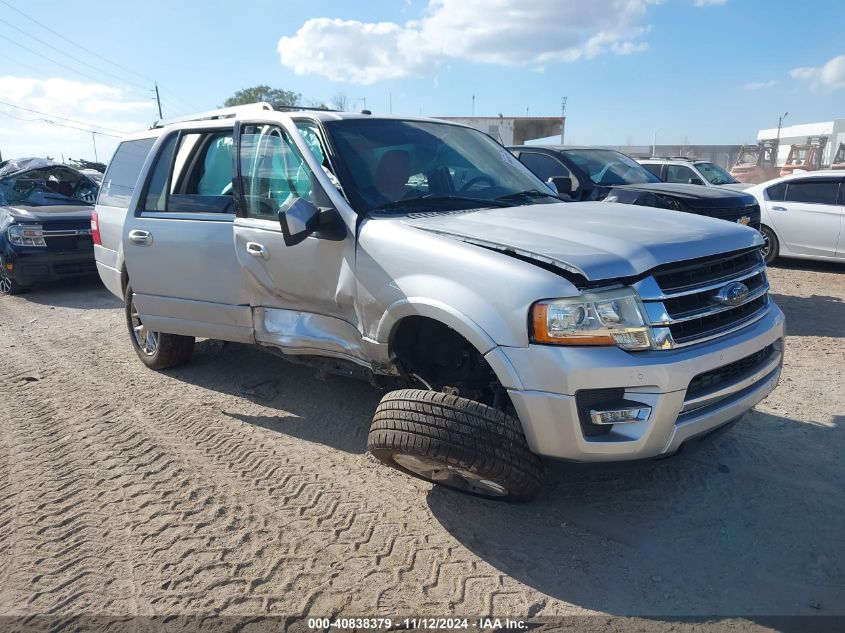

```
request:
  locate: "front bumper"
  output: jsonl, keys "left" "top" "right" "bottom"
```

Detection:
{"left": 2, "top": 249, "right": 97, "bottom": 285}
{"left": 495, "top": 303, "right": 785, "bottom": 461}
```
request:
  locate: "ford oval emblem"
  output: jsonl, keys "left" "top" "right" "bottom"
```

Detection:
{"left": 714, "top": 281, "right": 749, "bottom": 306}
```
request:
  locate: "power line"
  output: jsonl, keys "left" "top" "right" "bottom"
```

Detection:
{"left": 0, "top": 0, "right": 154, "bottom": 84}
{"left": 0, "top": 16, "right": 153, "bottom": 92}
{"left": 0, "top": 99, "right": 127, "bottom": 134}
{"left": 0, "top": 107, "right": 121, "bottom": 137}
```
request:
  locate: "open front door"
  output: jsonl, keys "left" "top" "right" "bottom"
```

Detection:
{"left": 231, "top": 118, "right": 362, "bottom": 361}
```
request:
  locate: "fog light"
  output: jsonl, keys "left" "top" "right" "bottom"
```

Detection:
{"left": 589, "top": 404, "right": 652, "bottom": 425}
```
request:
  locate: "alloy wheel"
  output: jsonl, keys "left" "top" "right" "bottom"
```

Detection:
{"left": 130, "top": 297, "right": 158, "bottom": 356}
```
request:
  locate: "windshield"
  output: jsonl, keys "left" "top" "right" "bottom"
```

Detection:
{"left": 736, "top": 148, "right": 759, "bottom": 166}
{"left": 561, "top": 149, "right": 661, "bottom": 186}
{"left": 695, "top": 162, "right": 738, "bottom": 185}
{"left": 322, "top": 118, "right": 557, "bottom": 213}
{"left": 0, "top": 163, "right": 99, "bottom": 207}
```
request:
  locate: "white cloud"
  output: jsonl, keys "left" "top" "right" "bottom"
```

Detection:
{"left": 744, "top": 79, "right": 778, "bottom": 90}
{"left": 0, "top": 76, "right": 156, "bottom": 161}
{"left": 277, "top": 0, "right": 659, "bottom": 85}
{"left": 790, "top": 55, "right": 845, "bottom": 91}
{"left": 694, "top": 0, "right": 727, "bottom": 5}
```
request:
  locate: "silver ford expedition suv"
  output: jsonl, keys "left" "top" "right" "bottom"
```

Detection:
{"left": 93, "top": 104, "right": 784, "bottom": 500}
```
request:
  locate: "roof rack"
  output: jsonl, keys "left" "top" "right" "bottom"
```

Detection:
{"left": 648, "top": 155, "right": 698, "bottom": 161}
{"left": 150, "top": 102, "right": 274, "bottom": 129}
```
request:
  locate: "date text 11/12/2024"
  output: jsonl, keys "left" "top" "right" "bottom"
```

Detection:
{"left": 306, "top": 617, "right": 528, "bottom": 630}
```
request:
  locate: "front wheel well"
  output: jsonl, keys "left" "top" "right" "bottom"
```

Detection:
{"left": 390, "top": 316, "right": 509, "bottom": 411}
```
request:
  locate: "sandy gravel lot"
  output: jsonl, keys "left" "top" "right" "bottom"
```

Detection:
{"left": 0, "top": 259, "right": 842, "bottom": 628}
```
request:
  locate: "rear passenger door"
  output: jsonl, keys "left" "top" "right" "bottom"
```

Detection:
{"left": 765, "top": 177, "right": 843, "bottom": 258}
{"left": 123, "top": 127, "right": 254, "bottom": 343}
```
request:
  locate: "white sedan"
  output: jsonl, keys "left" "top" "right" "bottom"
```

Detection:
{"left": 745, "top": 170, "right": 845, "bottom": 264}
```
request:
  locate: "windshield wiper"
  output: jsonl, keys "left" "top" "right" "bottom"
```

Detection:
{"left": 373, "top": 194, "right": 512, "bottom": 212}
{"left": 495, "top": 189, "right": 558, "bottom": 203}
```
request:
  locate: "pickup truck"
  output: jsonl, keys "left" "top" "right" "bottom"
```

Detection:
{"left": 93, "top": 104, "right": 784, "bottom": 500}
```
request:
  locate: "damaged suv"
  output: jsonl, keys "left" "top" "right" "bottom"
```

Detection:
{"left": 94, "top": 105, "right": 784, "bottom": 500}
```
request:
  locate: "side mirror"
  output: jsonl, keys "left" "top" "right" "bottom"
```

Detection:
{"left": 688, "top": 177, "right": 704, "bottom": 186}
{"left": 548, "top": 176, "right": 572, "bottom": 195}
{"left": 279, "top": 197, "right": 320, "bottom": 246}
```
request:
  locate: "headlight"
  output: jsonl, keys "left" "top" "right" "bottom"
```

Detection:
{"left": 530, "top": 289, "right": 651, "bottom": 351}
{"left": 8, "top": 224, "right": 46, "bottom": 247}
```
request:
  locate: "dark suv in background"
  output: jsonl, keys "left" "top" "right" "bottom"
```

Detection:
{"left": 508, "top": 146, "right": 761, "bottom": 230}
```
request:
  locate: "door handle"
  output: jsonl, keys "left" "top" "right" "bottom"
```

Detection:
{"left": 246, "top": 242, "right": 268, "bottom": 259}
{"left": 770, "top": 206, "right": 787, "bottom": 211}
{"left": 128, "top": 229, "right": 152, "bottom": 245}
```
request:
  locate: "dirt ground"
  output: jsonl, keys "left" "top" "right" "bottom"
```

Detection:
{"left": 0, "top": 259, "right": 842, "bottom": 628}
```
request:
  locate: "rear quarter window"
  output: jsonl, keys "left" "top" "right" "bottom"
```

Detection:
{"left": 98, "top": 138, "right": 156, "bottom": 208}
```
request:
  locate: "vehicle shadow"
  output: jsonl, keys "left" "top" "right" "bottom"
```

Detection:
{"left": 769, "top": 258, "right": 844, "bottom": 274}
{"left": 165, "top": 340, "right": 381, "bottom": 454}
{"left": 426, "top": 410, "right": 845, "bottom": 617}
{"left": 770, "top": 292, "right": 844, "bottom": 338}
{"left": 17, "top": 276, "right": 120, "bottom": 310}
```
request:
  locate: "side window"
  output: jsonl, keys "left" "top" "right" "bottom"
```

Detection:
{"left": 641, "top": 163, "right": 663, "bottom": 179}
{"left": 142, "top": 133, "right": 178, "bottom": 211}
{"left": 519, "top": 152, "right": 568, "bottom": 182}
{"left": 140, "top": 131, "right": 235, "bottom": 214}
{"left": 665, "top": 165, "right": 696, "bottom": 184}
{"left": 238, "top": 124, "right": 324, "bottom": 220}
{"left": 295, "top": 120, "right": 343, "bottom": 193}
{"left": 784, "top": 180, "right": 839, "bottom": 205}
{"left": 765, "top": 182, "right": 787, "bottom": 201}
{"left": 98, "top": 138, "right": 155, "bottom": 207}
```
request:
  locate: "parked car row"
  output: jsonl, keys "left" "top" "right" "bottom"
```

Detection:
{"left": 78, "top": 104, "right": 788, "bottom": 500}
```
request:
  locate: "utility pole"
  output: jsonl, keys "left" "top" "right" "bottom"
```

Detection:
{"left": 775, "top": 112, "right": 788, "bottom": 167}
{"left": 472, "top": 94, "right": 475, "bottom": 117}
{"left": 652, "top": 129, "right": 659, "bottom": 157}
{"left": 560, "top": 97, "right": 567, "bottom": 144}
{"left": 154, "top": 82, "right": 163, "bottom": 119}
{"left": 91, "top": 132, "right": 98, "bottom": 162}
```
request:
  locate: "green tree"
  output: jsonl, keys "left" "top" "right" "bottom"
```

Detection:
{"left": 224, "top": 85, "right": 301, "bottom": 109}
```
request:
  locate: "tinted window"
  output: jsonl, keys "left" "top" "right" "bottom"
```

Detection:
{"left": 519, "top": 152, "right": 568, "bottom": 182}
{"left": 666, "top": 165, "right": 697, "bottom": 184}
{"left": 142, "top": 133, "right": 178, "bottom": 211}
{"left": 561, "top": 149, "right": 660, "bottom": 186}
{"left": 785, "top": 180, "right": 840, "bottom": 205}
{"left": 766, "top": 182, "right": 787, "bottom": 201}
{"left": 641, "top": 163, "right": 663, "bottom": 178}
{"left": 98, "top": 138, "right": 155, "bottom": 207}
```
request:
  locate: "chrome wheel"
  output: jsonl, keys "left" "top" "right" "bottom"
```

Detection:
{"left": 130, "top": 297, "right": 158, "bottom": 356}
{"left": 0, "top": 267, "right": 12, "bottom": 295}
{"left": 393, "top": 453, "right": 509, "bottom": 497}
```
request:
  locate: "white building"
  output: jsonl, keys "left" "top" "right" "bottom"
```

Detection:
{"left": 757, "top": 118, "right": 845, "bottom": 167}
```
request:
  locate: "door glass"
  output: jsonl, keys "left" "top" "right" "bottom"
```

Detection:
{"left": 238, "top": 124, "right": 321, "bottom": 219}
{"left": 784, "top": 180, "right": 839, "bottom": 205}
{"left": 519, "top": 152, "right": 568, "bottom": 182}
{"left": 142, "top": 133, "right": 178, "bottom": 211}
{"left": 665, "top": 165, "right": 696, "bottom": 184}
{"left": 641, "top": 163, "right": 663, "bottom": 179}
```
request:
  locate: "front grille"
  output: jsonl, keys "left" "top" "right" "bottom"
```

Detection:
{"left": 687, "top": 344, "right": 775, "bottom": 400}
{"left": 638, "top": 247, "right": 770, "bottom": 348}
{"left": 687, "top": 203, "right": 761, "bottom": 227}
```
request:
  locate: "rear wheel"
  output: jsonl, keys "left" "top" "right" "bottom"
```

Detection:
{"left": 125, "top": 285, "right": 195, "bottom": 369}
{"left": 760, "top": 225, "right": 779, "bottom": 265}
{"left": 368, "top": 389, "right": 544, "bottom": 501}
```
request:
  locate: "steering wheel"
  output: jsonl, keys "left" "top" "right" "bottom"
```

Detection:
{"left": 459, "top": 175, "right": 495, "bottom": 192}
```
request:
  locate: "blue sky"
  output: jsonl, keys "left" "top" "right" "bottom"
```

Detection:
{"left": 0, "top": 0, "right": 843, "bottom": 160}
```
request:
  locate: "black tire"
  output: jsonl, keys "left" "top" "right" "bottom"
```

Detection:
{"left": 124, "top": 285, "right": 195, "bottom": 369}
{"left": 0, "top": 261, "right": 28, "bottom": 295}
{"left": 368, "top": 389, "right": 545, "bottom": 501}
{"left": 760, "top": 225, "right": 779, "bottom": 265}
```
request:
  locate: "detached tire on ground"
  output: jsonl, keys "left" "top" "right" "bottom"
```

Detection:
{"left": 368, "top": 389, "right": 545, "bottom": 501}
{"left": 124, "top": 285, "right": 195, "bottom": 369}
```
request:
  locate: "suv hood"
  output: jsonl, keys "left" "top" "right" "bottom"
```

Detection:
{"left": 2, "top": 204, "right": 93, "bottom": 224}
{"left": 609, "top": 182, "right": 756, "bottom": 208}
{"left": 402, "top": 201, "right": 762, "bottom": 282}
